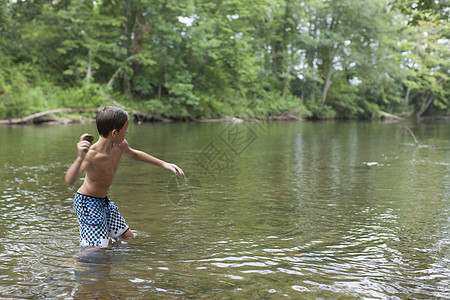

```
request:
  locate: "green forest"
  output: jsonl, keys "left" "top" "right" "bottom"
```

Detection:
{"left": 0, "top": 0, "right": 448, "bottom": 121}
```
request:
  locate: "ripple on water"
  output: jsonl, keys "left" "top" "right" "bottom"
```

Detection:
{"left": 169, "top": 231, "right": 450, "bottom": 299}
{"left": 1, "top": 122, "right": 450, "bottom": 299}
{"left": 0, "top": 163, "right": 80, "bottom": 298}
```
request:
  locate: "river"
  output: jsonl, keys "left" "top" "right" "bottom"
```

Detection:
{"left": 0, "top": 120, "right": 449, "bottom": 298}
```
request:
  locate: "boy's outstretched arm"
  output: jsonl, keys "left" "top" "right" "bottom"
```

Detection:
{"left": 123, "top": 140, "right": 184, "bottom": 177}
{"left": 65, "top": 134, "right": 91, "bottom": 185}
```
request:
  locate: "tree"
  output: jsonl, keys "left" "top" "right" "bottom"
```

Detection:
{"left": 0, "top": 0, "right": 447, "bottom": 120}
{"left": 393, "top": 0, "right": 449, "bottom": 25}
{"left": 400, "top": 16, "right": 449, "bottom": 117}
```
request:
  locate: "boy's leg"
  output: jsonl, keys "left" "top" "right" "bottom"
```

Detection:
{"left": 121, "top": 228, "right": 134, "bottom": 239}
{"left": 74, "top": 193, "right": 111, "bottom": 248}
{"left": 110, "top": 228, "right": 134, "bottom": 246}
{"left": 105, "top": 198, "right": 133, "bottom": 240}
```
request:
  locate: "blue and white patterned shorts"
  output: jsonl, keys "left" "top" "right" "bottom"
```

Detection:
{"left": 73, "top": 192, "right": 129, "bottom": 248}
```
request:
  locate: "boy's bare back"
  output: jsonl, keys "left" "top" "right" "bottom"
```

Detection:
{"left": 65, "top": 117, "right": 184, "bottom": 197}
{"left": 78, "top": 139, "right": 126, "bottom": 198}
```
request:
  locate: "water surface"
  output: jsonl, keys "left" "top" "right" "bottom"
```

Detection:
{"left": 0, "top": 120, "right": 449, "bottom": 298}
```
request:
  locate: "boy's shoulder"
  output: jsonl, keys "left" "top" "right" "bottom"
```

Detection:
{"left": 117, "top": 139, "right": 131, "bottom": 151}
{"left": 84, "top": 147, "right": 105, "bottom": 163}
{"left": 85, "top": 140, "right": 130, "bottom": 162}
{"left": 120, "top": 139, "right": 130, "bottom": 146}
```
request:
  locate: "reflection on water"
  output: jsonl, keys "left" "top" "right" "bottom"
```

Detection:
{"left": 0, "top": 121, "right": 449, "bottom": 298}
{"left": 72, "top": 250, "right": 113, "bottom": 298}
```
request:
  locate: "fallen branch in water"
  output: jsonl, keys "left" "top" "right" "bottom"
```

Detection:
{"left": 380, "top": 111, "right": 405, "bottom": 121}
{"left": 404, "top": 126, "right": 419, "bottom": 147}
{"left": 0, "top": 97, "right": 173, "bottom": 125}
{"left": 0, "top": 108, "right": 101, "bottom": 125}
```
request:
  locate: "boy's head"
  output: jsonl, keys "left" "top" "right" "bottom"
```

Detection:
{"left": 96, "top": 106, "right": 129, "bottom": 137}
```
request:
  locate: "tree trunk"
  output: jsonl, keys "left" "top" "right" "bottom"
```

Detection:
{"left": 416, "top": 91, "right": 435, "bottom": 118}
{"left": 404, "top": 86, "right": 411, "bottom": 106}
{"left": 86, "top": 48, "right": 92, "bottom": 83}
{"left": 125, "top": 0, "right": 131, "bottom": 43}
{"left": 107, "top": 56, "right": 133, "bottom": 87}
{"left": 282, "top": 70, "right": 290, "bottom": 99}
{"left": 158, "top": 68, "right": 163, "bottom": 100}
{"left": 123, "top": 0, "right": 132, "bottom": 94}
{"left": 272, "top": 46, "right": 278, "bottom": 78}
{"left": 321, "top": 61, "right": 333, "bottom": 107}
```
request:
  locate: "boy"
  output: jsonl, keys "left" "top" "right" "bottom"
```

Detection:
{"left": 65, "top": 106, "right": 184, "bottom": 248}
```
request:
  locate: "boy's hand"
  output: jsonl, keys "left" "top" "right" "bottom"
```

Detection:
{"left": 164, "top": 162, "right": 185, "bottom": 177}
{"left": 77, "top": 133, "right": 92, "bottom": 159}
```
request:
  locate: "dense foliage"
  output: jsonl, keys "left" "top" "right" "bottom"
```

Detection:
{"left": 0, "top": 0, "right": 448, "bottom": 120}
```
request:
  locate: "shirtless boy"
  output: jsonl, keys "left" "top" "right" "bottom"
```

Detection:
{"left": 65, "top": 106, "right": 184, "bottom": 248}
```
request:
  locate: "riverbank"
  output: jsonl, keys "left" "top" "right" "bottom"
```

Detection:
{"left": 0, "top": 103, "right": 311, "bottom": 125}
{"left": 0, "top": 113, "right": 302, "bottom": 126}
{"left": 1, "top": 110, "right": 401, "bottom": 126}
{"left": 1, "top": 105, "right": 446, "bottom": 126}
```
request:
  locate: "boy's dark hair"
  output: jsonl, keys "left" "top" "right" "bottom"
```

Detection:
{"left": 96, "top": 106, "right": 129, "bottom": 137}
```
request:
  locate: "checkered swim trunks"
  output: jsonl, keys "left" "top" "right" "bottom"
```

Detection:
{"left": 73, "top": 192, "right": 129, "bottom": 248}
